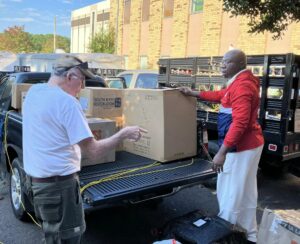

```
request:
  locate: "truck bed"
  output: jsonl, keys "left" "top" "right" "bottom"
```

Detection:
{"left": 4, "top": 111, "right": 215, "bottom": 211}
{"left": 80, "top": 151, "right": 215, "bottom": 209}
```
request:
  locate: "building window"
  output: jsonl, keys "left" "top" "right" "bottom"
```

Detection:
{"left": 142, "top": 0, "right": 150, "bottom": 22}
{"left": 124, "top": 0, "right": 131, "bottom": 24}
{"left": 97, "top": 12, "right": 110, "bottom": 22}
{"left": 191, "top": 0, "right": 203, "bottom": 13}
{"left": 164, "top": 0, "right": 174, "bottom": 18}
{"left": 140, "top": 56, "right": 148, "bottom": 69}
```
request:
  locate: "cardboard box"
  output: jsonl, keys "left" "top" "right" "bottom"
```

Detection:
{"left": 257, "top": 209, "right": 300, "bottom": 244}
{"left": 122, "top": 89, "right": 197, "bottom": 162}
{"left": 79, "top": 88, "right": 123, "bottom": 119}
{"left": 11, "top": 83, "right": 32, "bottom": 109}
{"left": 107, "top": 116, "right": 124, "bottom": 151}
{"left": 81, "top": 118, "right": 116, "bottom": 167}
{"left": 20, "top": 91, "right": 27, "bottom": 114}
{"left": 295, "top": 109, "right": 300, "bottom": 132}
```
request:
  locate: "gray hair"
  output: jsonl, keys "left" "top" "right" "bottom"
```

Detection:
{"left": 51, "top": 67, "right": 69, "bottom": 77}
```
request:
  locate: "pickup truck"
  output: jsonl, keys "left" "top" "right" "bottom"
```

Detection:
{"left": 0, "top": 71, "right": 215, "bottom": 221}
{"left": 117, "top": 70, "right": 158, "bottom": 89}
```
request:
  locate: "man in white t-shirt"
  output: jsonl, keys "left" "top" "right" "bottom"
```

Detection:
{"left": 23, "top": 55, "right": 144, "bottom": 243}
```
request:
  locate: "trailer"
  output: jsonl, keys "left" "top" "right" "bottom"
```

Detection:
{"left": 158, "top": 54, "right": 300, "bottom": 176}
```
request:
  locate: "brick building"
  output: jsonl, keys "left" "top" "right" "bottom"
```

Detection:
{"left": 71, "top": 0, "right": 300, "bottom": 69}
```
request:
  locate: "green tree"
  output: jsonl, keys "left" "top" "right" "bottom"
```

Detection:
{"left": 30, "top": 34, "right": 52, "bottom": 53}
{"left": 88, "top": 27, "right": 115, "bottom": 53}
{"left": 40, "top": 35, "right": 70, "bottom": 53}
{"left": 223, "top": 0, "right": 300, "bottom": 39}
{"left": 0, "top": 26, "right": 34, "bottom": 53}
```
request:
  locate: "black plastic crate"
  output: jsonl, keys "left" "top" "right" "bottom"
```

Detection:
{"left": 270, "top": 55, "right": 287, "bottom": 65}
{"left": 247, "top": 55, "right": 265, "bottom": 65}
{"left": 170, "top": 75, "right": 193, "bottom": 83}
{"left": 195, "top": 76, "right": 227, "bottom": 84}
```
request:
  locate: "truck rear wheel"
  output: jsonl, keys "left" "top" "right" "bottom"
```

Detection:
{"left": 10, "top": 158, "right": 30, "bottom": 221}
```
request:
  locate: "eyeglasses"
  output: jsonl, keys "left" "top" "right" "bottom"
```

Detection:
{"left": 221, "top": 59, "right": 233, "bottom": 65}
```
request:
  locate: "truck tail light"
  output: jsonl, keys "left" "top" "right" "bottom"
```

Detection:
{"left": 283, "top": 145, "right": 289, "bottom": 153}
{"left": 268, "top": 144, "right": 277, "bottom": 152}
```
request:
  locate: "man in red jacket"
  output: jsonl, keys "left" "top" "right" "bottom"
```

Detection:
{"left": 179, "top": 49, "right": 264, "bottom": 244}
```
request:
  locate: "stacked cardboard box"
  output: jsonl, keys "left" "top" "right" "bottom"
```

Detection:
{"left": 79, "top": 87, "right": 123, "bottom": 119}
{"left": 11, "top": 83, "right": 32, "bottom": 109}
{"left": 258, "top": 209, "right": 300, "bottom": 244}
{"left": 122, "top": 89, "right": 197, "bottom": 162}
{"left": 81, "top": 118, "right": 116, "bottom": 166}
{"left": 79, "top": 88, "right": 197, "bottom": 163}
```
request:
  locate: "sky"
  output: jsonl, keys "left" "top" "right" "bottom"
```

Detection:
{"left": 0, "top": 0, "right": 101, "bottom": 38}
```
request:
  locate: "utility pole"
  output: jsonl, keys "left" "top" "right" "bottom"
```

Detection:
{"left": 115, "top": 0, "right": 119, "bottom": 55}
{"left": 53, "top": 15, "right": 57, "bottom": 53}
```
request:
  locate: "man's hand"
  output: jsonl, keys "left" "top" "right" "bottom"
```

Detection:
{"left": 178, "top": 87, "right": 193, "bottom": 96}
{"left": 212, "top": 152, "right": 226, "bottom": 173}
{"left": 212, "top": 143, "right": 231, "bottom": 173}
{"left": 119, "top": 126, "right": 148, "bottom": 142}
{"left": 177, "top": 87, "right": 199, "bottom": 97}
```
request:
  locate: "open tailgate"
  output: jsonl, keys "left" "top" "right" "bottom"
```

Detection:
{"left": 79, "top": 152, "right": 215, "bottom": 208}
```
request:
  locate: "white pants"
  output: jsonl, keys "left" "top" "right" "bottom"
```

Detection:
{"left": 217, "top": 145, "right": 263, "bottom": 242}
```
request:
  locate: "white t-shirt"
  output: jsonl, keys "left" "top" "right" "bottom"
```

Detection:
{"left": 23, "top": 83, "right": 93, "bottom": 178}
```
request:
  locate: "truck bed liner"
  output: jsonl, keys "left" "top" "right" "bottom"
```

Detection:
{"left": 80, "top": 152, "right": 214, "bottom": 208}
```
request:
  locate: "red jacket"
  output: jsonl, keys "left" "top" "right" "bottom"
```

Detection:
{"left": 199, "top": 70, "right": 264, "bottom": 152}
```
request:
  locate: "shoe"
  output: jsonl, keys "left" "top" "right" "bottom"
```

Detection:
{"left": 247, "top": 241, "right": 256, "bottom": 244}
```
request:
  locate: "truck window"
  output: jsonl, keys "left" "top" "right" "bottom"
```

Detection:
{"left": 135, "top": 73, "right": 158, "bottom": 88}
{"left": 119, "top": 74, "right": 133, "bottom": 87}
{"left": 19, "top": 79, "right": 49, "bottom": 84}
{"left": 0, "top": 76, "right": 14, "bottom": 112}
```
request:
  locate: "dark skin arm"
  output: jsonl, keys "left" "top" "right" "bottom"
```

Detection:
{"left": 212, "top": 144, "right": 231, "bottom": 173}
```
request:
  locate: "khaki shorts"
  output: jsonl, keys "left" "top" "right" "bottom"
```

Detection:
{"left": 31, "top": 176, "right": 86, "bottom": 241}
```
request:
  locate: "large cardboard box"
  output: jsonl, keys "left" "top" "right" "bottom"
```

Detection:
{"left": 11, "top": 83, "right": 32, "bottom": 109}
{"left": 81, "top": 118, "right": 116, "bottom": 167}
{"left": 107, "top": 116, "right": 124, "bottom": 151}
{"left": 295, "top": 109, "right": 300, "bottom": 132}
{"left": 79, "top": 87, "right": 123, "bottom": 119}
{"left": 257, "top": 209, "right": 300, "bottom": 244}
{"left": 122, "top": 89, "right": 197, "bottom": 162}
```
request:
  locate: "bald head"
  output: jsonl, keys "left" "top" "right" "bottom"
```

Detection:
{"left": 221, "top": 49, "right": 247, "bottom": 78}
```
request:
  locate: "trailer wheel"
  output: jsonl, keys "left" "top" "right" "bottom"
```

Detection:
{"left": 10, "top": 158, "right": 31, "bottom": 221}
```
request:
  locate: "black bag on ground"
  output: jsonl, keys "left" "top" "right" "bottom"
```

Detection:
{"left": 161, "top": 210, "right": 247, "bottom": 244}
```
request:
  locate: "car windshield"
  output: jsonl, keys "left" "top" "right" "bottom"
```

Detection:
{"left": 107, "top": 80, "right": 124, "bottom": 89}
{"left": 119, "top": 74, "right": 133, "bottom": 87}
{"left": 135, "top": 73, "right": 158, "bottom": 88}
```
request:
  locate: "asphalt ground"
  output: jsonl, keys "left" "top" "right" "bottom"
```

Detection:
{"left": 0, "top": 171, "right": 299, "bottom": 244}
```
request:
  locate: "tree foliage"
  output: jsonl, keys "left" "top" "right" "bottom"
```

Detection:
{"left": 88, "top": 27, "right": 115, "bottom": 54}
{"left": 223, "top": 0, "right": 300, "bottom": 39}
{"left": 0, "top": 25, "right": 70, "bottom": 53}
{"left": 0, "top": 26, "right": 34, "bottom": 53}
{"left": 39, "top": 35, "right": 70, "bottom": 53}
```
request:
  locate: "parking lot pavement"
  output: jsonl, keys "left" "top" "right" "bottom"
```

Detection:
{"left": 0, "top": 171, "right": 299, "bottom": 244}
{"left": 256, "top": 171, "right": 300, "bottom": 220}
